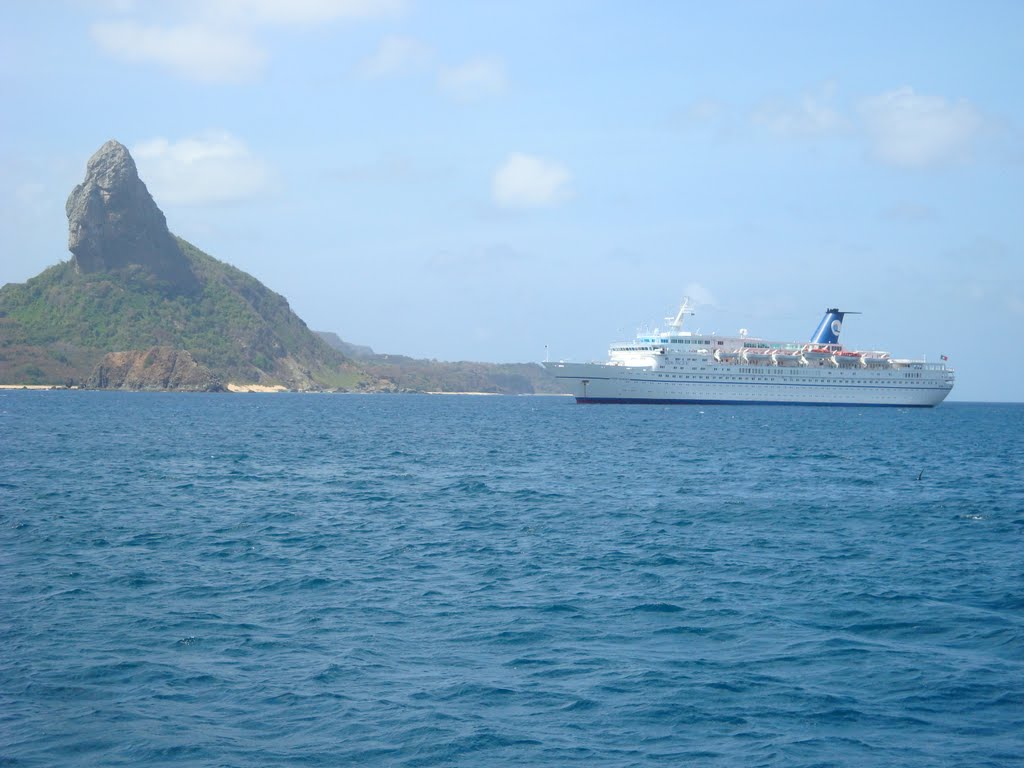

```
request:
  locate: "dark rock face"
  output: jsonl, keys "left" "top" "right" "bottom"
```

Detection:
{"left": 88, "top": 347, "right": 223, "bottom": 391}
{"left": 66, "top": 140, "right": 197, "bottom": 291}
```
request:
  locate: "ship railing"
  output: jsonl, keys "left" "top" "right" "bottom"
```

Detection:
{"left": 889, "top": 360, "right": 949, "bottom": 370}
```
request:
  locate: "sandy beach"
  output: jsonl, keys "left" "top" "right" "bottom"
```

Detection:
{"left": 0, "top": 384, "right": 75, "bottom": 390}
{"left": 225, "top": 383, "right": 289, "bottom": 393}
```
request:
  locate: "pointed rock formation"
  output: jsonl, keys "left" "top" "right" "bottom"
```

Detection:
{"left": 1, "top": 139, "right": 389, "bottom": 391}
{"left": 66, "top": 140, "right": 197, "bottom": 291}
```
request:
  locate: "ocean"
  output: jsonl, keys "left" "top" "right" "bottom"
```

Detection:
{"left": 1, "top": 392, "right": 1022, "bottom": 766}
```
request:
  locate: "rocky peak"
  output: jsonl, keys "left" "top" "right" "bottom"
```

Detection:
{"left": 66, "top": 140, "right": 197, "bottom": 290}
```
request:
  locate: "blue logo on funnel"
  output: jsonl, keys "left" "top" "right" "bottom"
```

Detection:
{"left": 811, "top": 309, "right": 847, "bottom": 344}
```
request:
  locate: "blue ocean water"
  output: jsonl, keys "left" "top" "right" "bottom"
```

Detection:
{"left": 1, "top": 392, "right": 1022, "bottom": 767}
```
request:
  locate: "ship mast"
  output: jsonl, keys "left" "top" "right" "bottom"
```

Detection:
{"left": 666, "top": 297, "right": 694, "bottom": 332}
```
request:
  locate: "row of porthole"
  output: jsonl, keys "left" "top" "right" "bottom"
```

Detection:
{"left": 669, "top": 364, "right": 907, "bottom": 376}
{"left": 647, "top": 380, "right": 929, "bottom": 393}
{"left": 624, "top": 387, "right": 910, "bottom": 399}
{"left": 655, "top": 374, "right": 923, "bottom": 384}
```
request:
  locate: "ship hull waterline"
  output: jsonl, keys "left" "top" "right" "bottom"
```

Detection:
{"left": 544, "top": 300, "right": 954, "bottom": 407}
{"left": 547, "top": 364, "right": 952, "bottom": 408}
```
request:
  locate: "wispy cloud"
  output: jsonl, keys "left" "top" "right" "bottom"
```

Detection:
{"left": 360, "top": 40, "right": 509, "bottom": 103}
{"left": 740, "top": 83, "right": 988, "bottom": 169}
{"left": 438, "top": 57, "right": 507, "bottom": 102}
{"left": 683, "top": 282, "right": 718, "bottom": 309}
{"left": 204, "top": 0, "right": 404, "bottom": 25}
{"left": 89, "top": 0, "right": 404, "bottom": 83}
{"left": 859, "top": 87, "right": 983, "bottom": 168}
{"left": 360, "top": 35, "right": 433, "bottom": 77}
{"left": 492, "top": 153, "right": 571, "bottom": 209}
{"left": 132, "top": 132, "right": 269, "bottom": 205}
{"left": 89, "top": 0, "right": 138, "bottom": 11}
{"left": 91, "top": 21, "right": 267, "bottom": 83}
{"left": 680, "top": 99, "right": 725, "bottom": 126}
{"left": 753, "top": 83, "right": 845, "bottom": 138}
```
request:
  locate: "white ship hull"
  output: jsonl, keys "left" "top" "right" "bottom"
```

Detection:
{"left": 545, "top": 300, "right": 955, "bottom": 407}
{"left": 545, "top": 361, "right": 953, "bottom": 406}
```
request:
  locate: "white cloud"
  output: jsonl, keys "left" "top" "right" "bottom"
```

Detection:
{"left": 683, "top": 282, "right": 717, "bottom": 309}
{"left": 492, "top": 153, "right": 571, "bottom": 209}
{"left": 204, "top": 0, "right": 404, "bottom": 24}
{"left": 87, "top": 0, "right": 138, "bottom": 11}
{"left": 753, "top": 83, "right": 844, "bottom": 138}
{"left": 90, "top": 21, "right": 266, "bottom": 83}
{"left": 89, "top": 0, "right": 404, "bottom": 83}
{"left": 438, "top": 57, "right": 506, "bottom": 102}
{"left": 859, "top": 87, "right": 983, "bottom": 168}
{"left": 681, "top": 99, "right": 724, "bottom": 125}
{"left": 131, "top": 133, "right": 269, "bottom": 205}
{"left": 360, "top": 35, "right": 433, "bottom": 77}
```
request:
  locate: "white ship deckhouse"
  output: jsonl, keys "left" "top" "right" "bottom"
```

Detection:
{"left": 544, "top": 300, "right": 954, "bottom": 407}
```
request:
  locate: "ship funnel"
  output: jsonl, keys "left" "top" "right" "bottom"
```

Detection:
{"left": 810, "top": 308, "right": 846, "bottom": 344}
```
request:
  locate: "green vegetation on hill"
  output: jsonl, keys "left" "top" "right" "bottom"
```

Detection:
{"left": 1, "top": 139, "right": 563, "bottom": 393}
{"left": 315, "top": 332, "right": 565, "bottom": 394}
{"left": 363, "top": 357, "right": 564, "bottom": 394}
{"left": 0, "top": 238, "right": 367, "bottom": 389}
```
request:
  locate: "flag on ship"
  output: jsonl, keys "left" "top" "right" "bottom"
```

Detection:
{"left": 940, "top": 354, "right": 949, "bottom": 361}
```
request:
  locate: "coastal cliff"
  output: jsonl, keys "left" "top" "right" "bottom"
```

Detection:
{"left": 88, "top": 347, "right": 223, "bottom": 391}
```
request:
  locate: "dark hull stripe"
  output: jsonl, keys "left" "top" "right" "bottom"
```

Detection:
{"left": 576, "top": 397, "right": 935, "bottom": 407}
{"left": 553, "top": 376, "right": 951, "bottom": 393}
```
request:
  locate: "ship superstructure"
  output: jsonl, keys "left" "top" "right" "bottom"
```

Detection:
{"left": 544, "top": 300, "right": 954, "bottom": 406}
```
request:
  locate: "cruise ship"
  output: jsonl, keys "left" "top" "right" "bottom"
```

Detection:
{"left": 544, "top": 300, "right": 954, "bottom": 406}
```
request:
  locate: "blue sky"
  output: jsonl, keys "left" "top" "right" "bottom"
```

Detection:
{"left": 2, "top": 0, "right": 1022, "bottom": 401}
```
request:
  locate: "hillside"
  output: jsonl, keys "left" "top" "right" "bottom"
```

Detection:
{"left": 316, "top": 332, "right": 563, "bottom": 394}
{"left": 0, "top": 140, "right": 377, "bottom": 391}
{"left": 0, "top": 239, "right": 375, "bottom": 389}
{"left": 0, "top": 138, "right": 565, "bottom": 394}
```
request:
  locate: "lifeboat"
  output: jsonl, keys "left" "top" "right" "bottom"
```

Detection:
{"left": 742, "top": 347, "right": 772, "bottom": 362}
{"left": 802, "top": 346, "right": 833, "bottom": 360}
{"left": 832, "top": 350, "right": 862, "bottom": 365}
{"left": 772, "top": 349, "right": 802, "bottom": 366}
{"left": 860, "top": 352, "right": 891, "bottom": 367}
{"left": 715, "top": 348, "right": 738, "bottom": 362}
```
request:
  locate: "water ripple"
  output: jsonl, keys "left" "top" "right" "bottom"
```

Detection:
{"left": 1, "top": 393, "right": 1022, "bottom": 767}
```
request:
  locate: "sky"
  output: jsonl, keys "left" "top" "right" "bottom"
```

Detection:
{"left": 1, "top": 0, "right": 1022, "bottom": 401}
